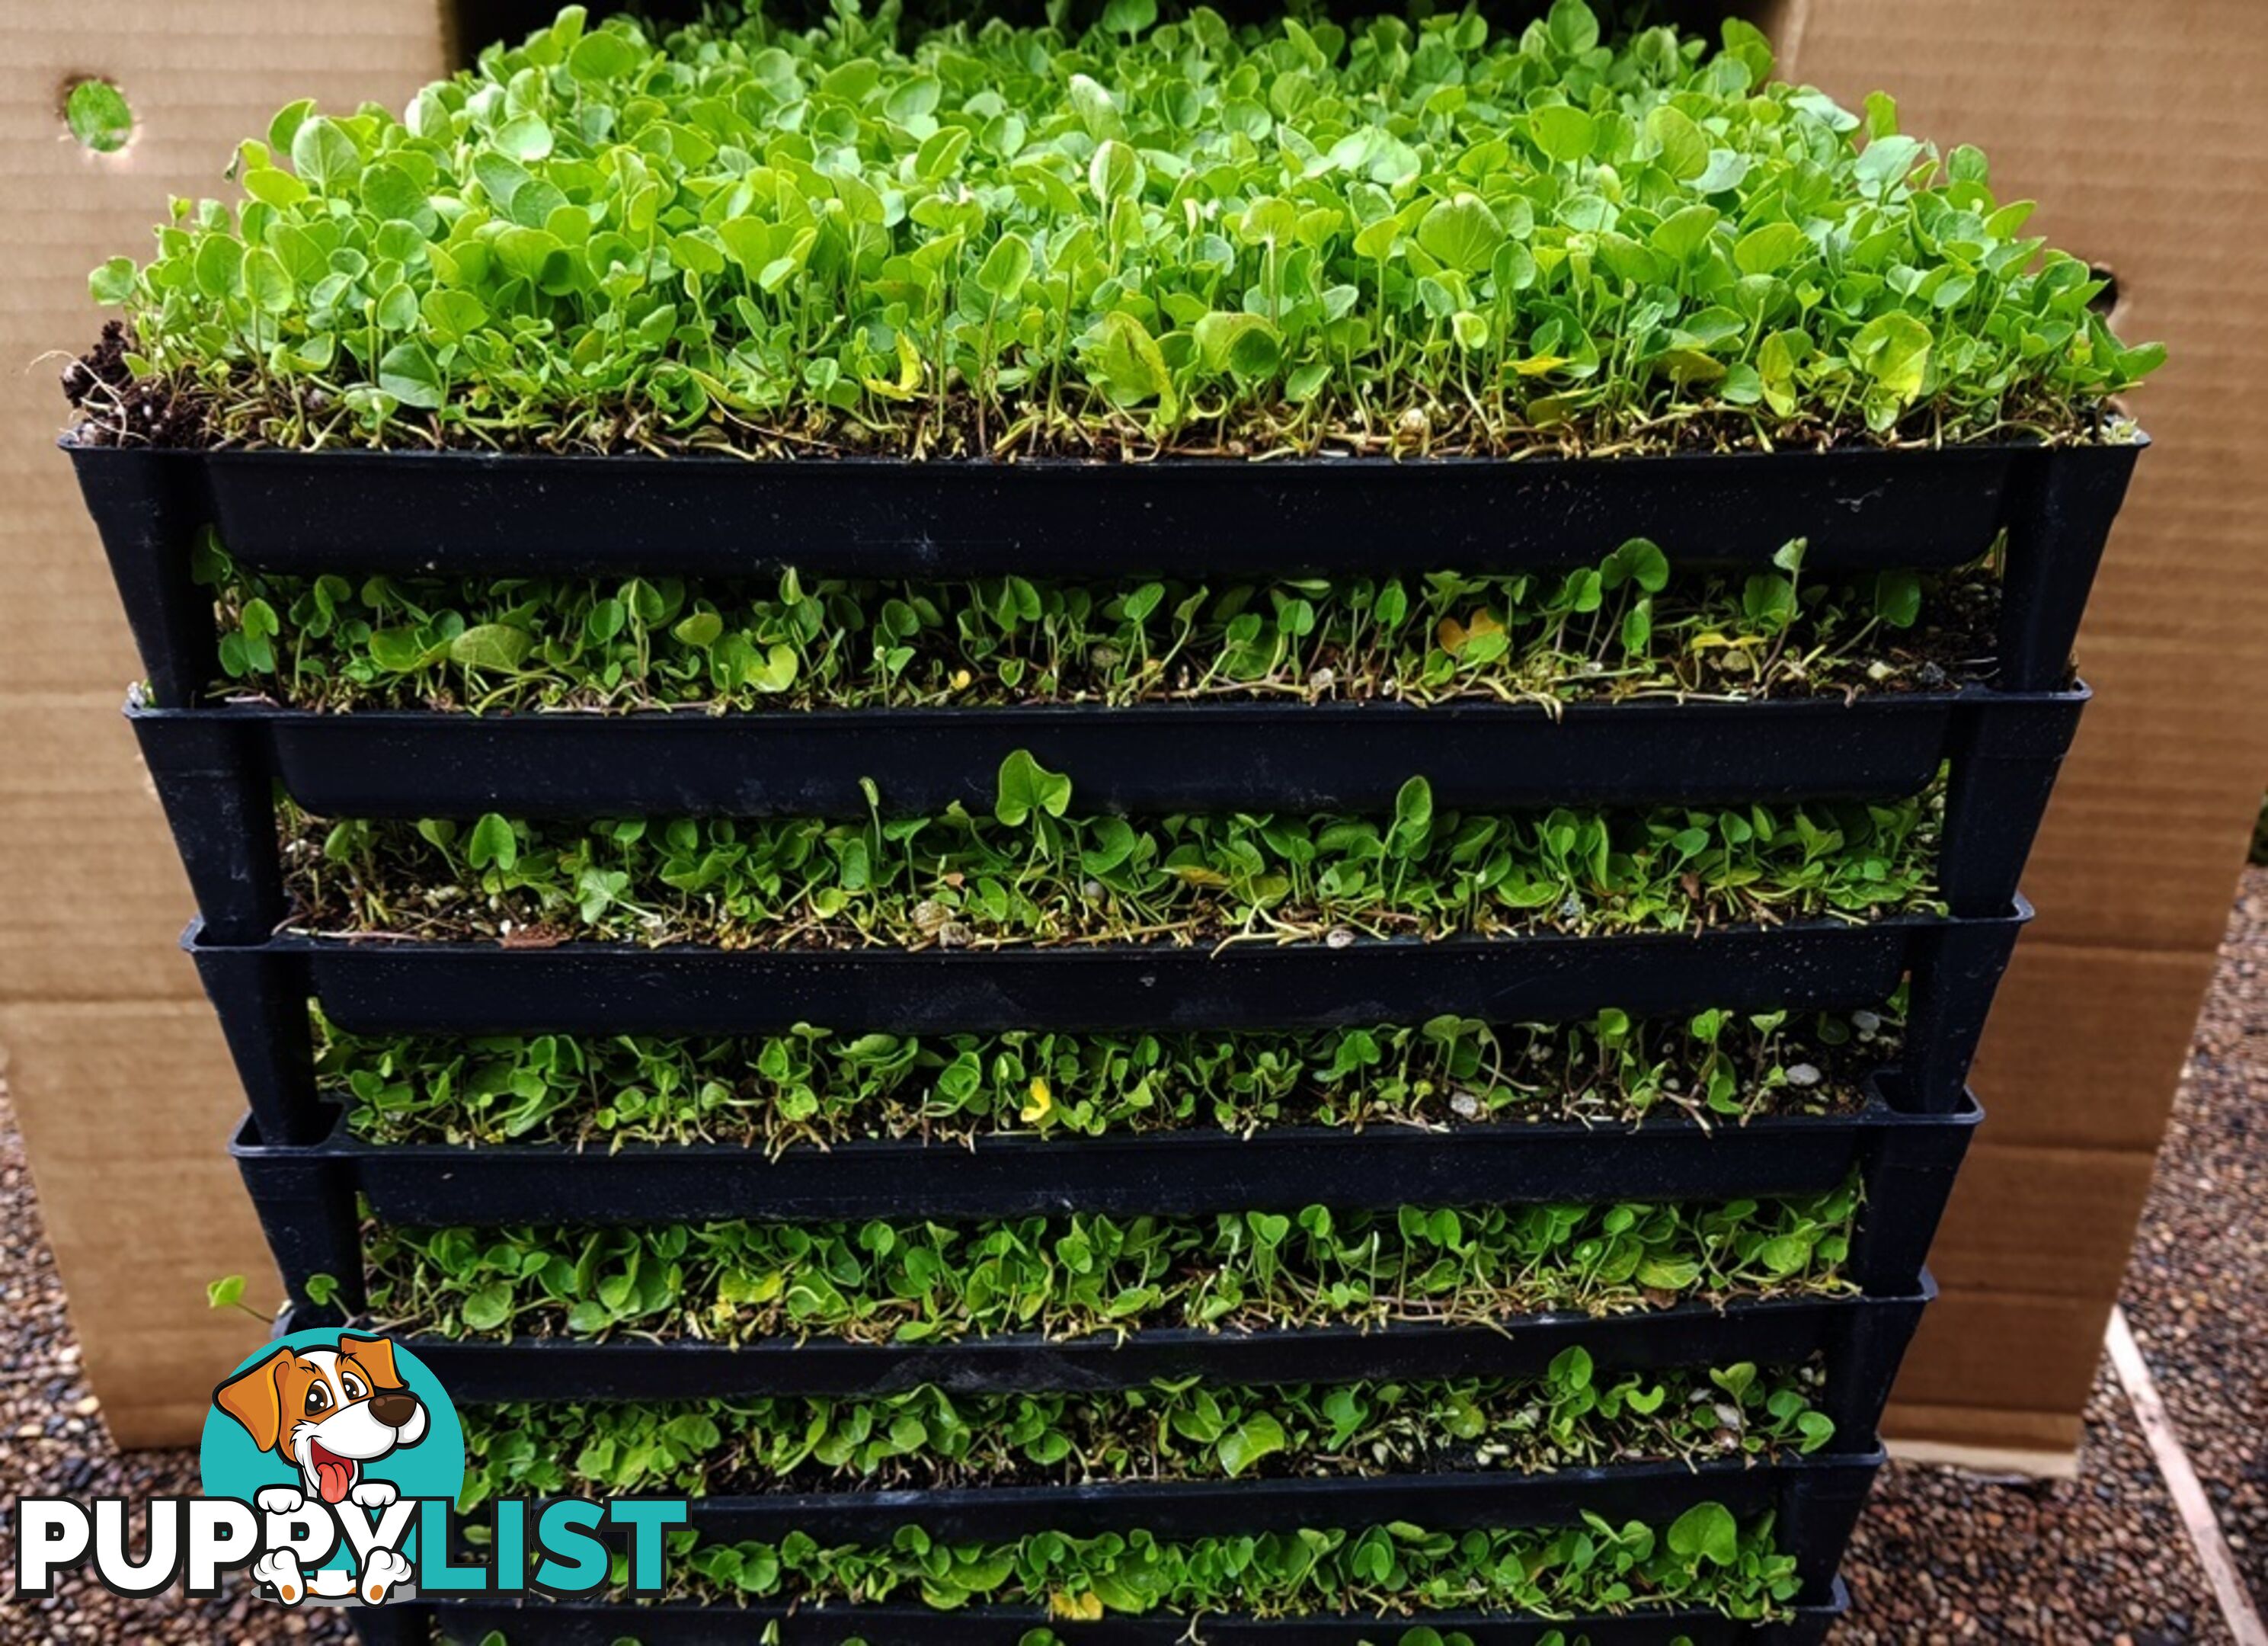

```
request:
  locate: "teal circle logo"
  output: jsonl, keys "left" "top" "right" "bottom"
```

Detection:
{"left": 200, "top": 1330, "right": 463, "bottom": 1568}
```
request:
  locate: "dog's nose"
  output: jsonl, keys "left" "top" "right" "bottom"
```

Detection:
{"left": 369, "top": 1391, "right": 419, "bottom": 1429}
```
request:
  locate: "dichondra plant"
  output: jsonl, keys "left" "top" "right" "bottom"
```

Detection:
{"left": 292, "top": 756, "right": 1940, "bottom": 948}
{"left": 74, "top": 1, "right": 2159, "bottom": 456}
{"left": 650, "top": 1513, "right": 1802, "bottom": 1619}
{"left": 325, "top": 999, "right": 1896, "bottom": 1148}
{"left": 460, "top": 1354, "right": 1835, "bottom": 1504}
{"left": 365, "top": 1181, "right": 1858, "bottom": 1343}
{"left": 196, "top": 530, "right": 1993, "bottom": 713}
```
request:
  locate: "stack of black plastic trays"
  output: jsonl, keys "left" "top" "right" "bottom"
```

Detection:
{"left": 71, "top": 436, "right": 2140, "bottom": 1645}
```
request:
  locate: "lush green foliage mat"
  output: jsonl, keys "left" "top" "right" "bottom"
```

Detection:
{"left": 641, "top": 1513, "right": 1799, "bottom": 1619}
{"left": 365, "top": 1180, "right": 1857, "bottom": 1342}
{"left": 289, "top": 755, "right": 1939, "bottom": 947}
{"left": 77, "top": 1, "right": 2158, "bottom": 456}
{"left": 200, "top": 530, "right": 1986, "bottom": 712}
{"left": 459, "top": 1353, "right": 1833, "bottom": 1503}
{"left": 326, "top": 1001, "right": 1889, "bottom": 1148}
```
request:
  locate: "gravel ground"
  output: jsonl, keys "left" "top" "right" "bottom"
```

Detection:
{"left": 2122, "top": 866, "right": 2268, "bottom": 1605}
{"left": 1841, "top": 1366, "right": 2231, "bottom": 1643}
{"left": 1, "top": 874, "right": 2263, "bottom": 1642}
{"left": 0, "top": 1108, "right": 347, "bottom": 1646}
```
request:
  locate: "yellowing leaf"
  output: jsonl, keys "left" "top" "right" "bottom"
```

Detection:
{"left": 1051, "top": 1592, "right": 1105, "bottom": 1621}
{"left": 1850, "top": 311, "right": 1934, "bottom": 402}
{"left": 1511, "top": 354, "right": 1569, "bottom": 377}
{"left": 1092, "top": 309, "right": 1177, "bottom": 418}
{"left": 1020, "top": 1078, "right": 1054, "bottom": 1124}
{"left": 861, "top": 332, "right": 924, "bottom": 402}
{"left": 1438, "top": 608, "right": 1502, "bottom": 658}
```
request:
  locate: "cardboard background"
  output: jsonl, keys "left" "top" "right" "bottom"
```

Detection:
{"left": 0, "top": 0, "right": 446, "bottom": 1448}
{"left": 3, "top": 0, "right": 2263, "bottom": 1457}
{"left": 1770, "top": 0, "right": 2268, "bottom": 1464}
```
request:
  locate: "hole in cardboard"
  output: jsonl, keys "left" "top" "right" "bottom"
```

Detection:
{"left": 2087, "top": 265, "right": 2123, "bottom": 322}
{"left": 62, "top": 76, "right": 134, "bottom": 155}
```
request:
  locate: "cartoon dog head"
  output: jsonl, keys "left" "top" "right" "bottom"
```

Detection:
{"left": 214, "top": 1335, "right": 428, "bottom": 1505}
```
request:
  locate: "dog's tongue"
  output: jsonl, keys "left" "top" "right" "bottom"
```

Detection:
{"left": 312, "top": 1448, "right": 353, "bottom": 1504}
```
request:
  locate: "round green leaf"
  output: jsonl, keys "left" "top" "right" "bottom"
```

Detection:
{"left": 1088, "top": 139, "right": 1144, "bottom": 206}
{"left": 460, "top": 1282, "right": 514, "bottom": 1331}
{"left": 290, "top": 116, "right": 360, "bottom": 191}
{"left": 1216, "top": 1413, "right": 1288, "bottom": 1478}
{"left": 1528, "top": 104, "right": 1596, "bottom": 165}
{"left": 976, "top": 232, "right": 1034, "bottom": 302}
{"left": 569, "top": 30, "right": 639, "bottom": 83}
{"left": 192, "top": 235, "right": 244, "bottom": 302}
{"left": 1667, "top": 1501, "right": 1740, "bottom": 1568}
{"left": 1733, "top": 222, "right": 1810, "bottom": 277}
{"left": 493, "top": 114, "right": 555, "bottom": 162}
{"left": 379, "top": 342, "right": 445, "bottom": 410}
{"left": 449, "top": 623, "right": 534, "bottom": 672}
{"left": 1645, "top": 104, "right": 1708, "bottom": 181}
{"left": 994, "top": 748, "right": 1074, "bottom": 826}
{"left": 1415, "top": 194, "right": 1502, "bottom": 274}
{"left": 466, "top": 813, "right": 520, "bottom": 871}
{"left": 242, "top": 247, "right": 293, "bottom": 315}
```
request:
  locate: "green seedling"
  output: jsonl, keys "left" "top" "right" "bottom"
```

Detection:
{"left": 363, "top": 1180, "right": 1860, "bottom": 1344}
{"left": 190, "top": 530, "right": 1984, "bottom": 714}
{"left": 459, "top": 1356, "right": 1835, "bottom": 1506}
{"left": 640, "top": 1513, "right": 1799, "bottom": 1619}
{"left": 323, "top": 998, "right": 1900, "bottom": 1149}
{"left": 290, "top": 758, "right": 1940, "bottom": 949}
{"left": 81, "top": 3, "right": 2158, "bottom": 456}
{"left": 206, "top": 1273, "right": 267, "bottom": 1323}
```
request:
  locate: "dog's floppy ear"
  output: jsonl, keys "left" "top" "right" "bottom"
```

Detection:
{"left": 338, "top": 1334, "right": 402, "bottom": 1391}
{"left": 213, "top": 1348, "right": 293, "bottom": 1454}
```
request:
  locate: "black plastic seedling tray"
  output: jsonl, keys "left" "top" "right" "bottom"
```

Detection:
{"left": 350, "top": 1449, "right": 1874, "bottom": 1635}
{"left": 66, "top": 435, "right": 2129, "bottom": 1646}
{"left": 275, "top": 1281, "right": 1933, "bottom": 1440}
{"left": 359, "top": 1460, "right": 1868, "bottom": 1643}
{"left": 392, "top": 1456, "right": 1882, "bottom": 1596}
{"left": 130, "top": 686, "right": 2086, "bottom": 943}
{"left": 234, "top": 1084, "right": 1969, "bottom": 1365}
{"left": 383, "top": 1583, "right": 1851, "bottom": 1646}
{"left": 69, "top": 440, "right": 2139, "bottom": 701}
{"left": 189, "top": 905, "right": 2024, "bottom": 1146}
{"left": 231, "top": 1088, "right": 1976, "bottom": 1278}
